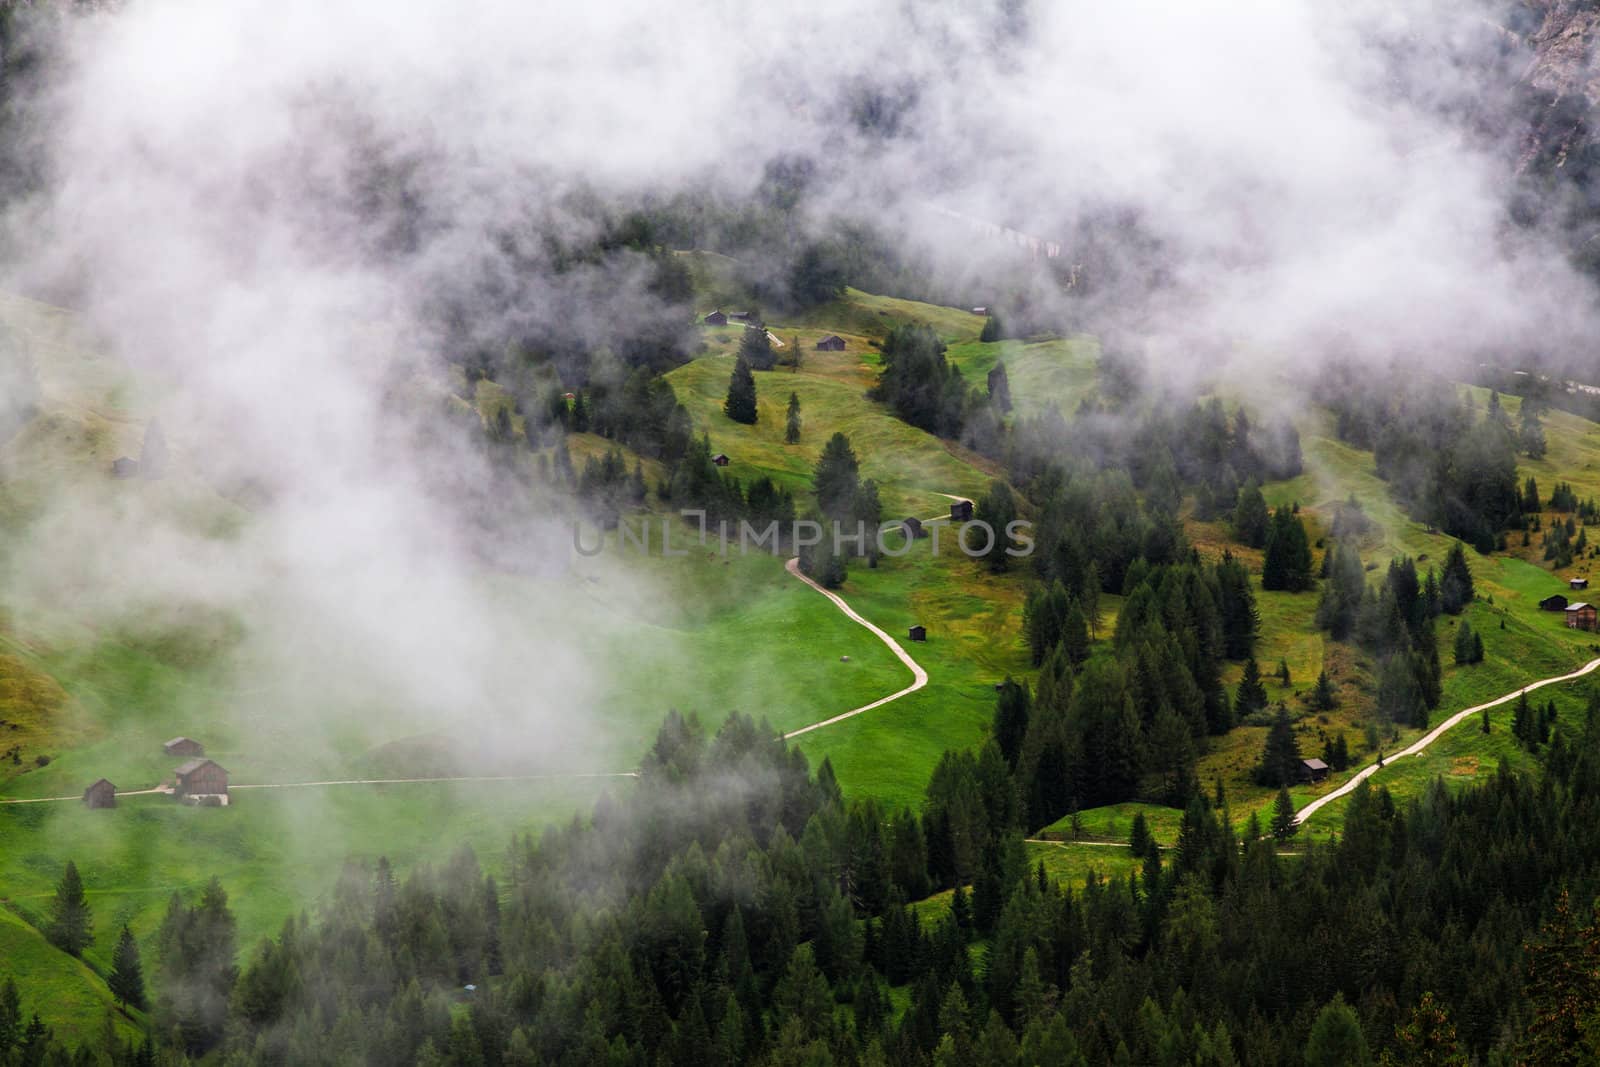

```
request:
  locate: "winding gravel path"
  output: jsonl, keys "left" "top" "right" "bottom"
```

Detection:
{"left": 780, "top": 556, "right": 930, "bottom": 739}
{"left": 1295, "top": 656, "right": 1600, "bottom": 825}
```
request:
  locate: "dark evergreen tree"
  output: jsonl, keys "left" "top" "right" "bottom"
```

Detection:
{"left": 1440, "top": 541, "right": 1475, "bottom": 614}
{"left": 738, "top": 324, "right": 777, "bottom": 370}
{"left": 976, "top": 479, "right": 1019, "bottom": 573}
{"left": 992, "top": 679, "right": 1031, "bottom": 768}
{"left": 1271, "top": 787, "right": 1297, "bottom": 840}
{"left": 1261, "top": 506, "right": 1314, "bottom": 591}
{"left": 108, "top": 925, "right": 146, "bottom": 1011}
{"left": 48, "top": 861, "right": 92, "bottom": 956}
{"left": 986, "top": 361, "right": 1012, "bottom": 413}
{"left": 1232, "top": 482, "right": 1270, "bottom": 549}
{"left": 1235, "top": 658, "right": 1269, "bottom": 719}
{"left": 1254, "top": 706, "right": 1301, "bottom": 787}
{"left": 724, "top": 356, "right": 758, "bottom": 424}
{"left": 812, "top": 432, "right": 860, "bottom": 521}
{"left": 785, "top": 391, "right": 802, "bottom": 444}
{"left": 1311, "top": 669, "right": 1338, "bottom": 710}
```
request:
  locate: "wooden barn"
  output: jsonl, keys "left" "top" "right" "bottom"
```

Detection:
{"left": 111, "top": 457, "right": 139, "bottom": 478}
{"left": 902, "top": 517, "right": 925, "bottom": 539}
{"left": 164, "top": 737, "right": 204, "bottom": 757}
{"left": 173, "top": 758, "right": 229, "bottom": 803}
{"left": 83, "top": 779, "right": 116, "bottom": 810}
{"left": 816, "top": 334, "right": 845, "bottom": 351}
{"left": 908, "top": 625, "right": 927, "bottom": 642}
{"left": 1541, "top": 593, "right": 1569, "bottom": 612}
{"left": 1573, "top": 577, "right": 1590, "bottom": 591}
{"left": 950, "top": 499, "right": 974, "bottom": 522}
{"left": 1299, "top": 758, "right": 1330, "bottom": 784}
{"left": 704, "top": 310, "right": 727, "bottom": 326}
{"left": 1567, "top": 602, "right": 1597, "bottom": 631}
{"left": 712, "top": 453, "right": 730, "bottom": 467}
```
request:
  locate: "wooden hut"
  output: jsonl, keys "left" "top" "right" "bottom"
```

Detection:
{"left": 111, "top": 457, "right": 140, "bottom": 478}
{"left": 901, "top": 517, "right": 925, "bottom": 539}
{"left": 1566, "top": 602, "right": 1597, "bottom": 631}
{"left": 949, "top": 499, "right": 974, "bottom": 522}
{"left": 1572, "top": 577, "right": 1590, "bottom": 590}
{"left": 83, "top": 779, "right": 116, "bottom": 810}
{"left": 164, "top": 737, "right": 204, "bottom": 757}
{"left": 908, "top": 625, "right": 927, "bottom": 642}
{"left": 173, "top": 758, "right": 230, "bottom": 803}
{"left": 816, "top": 334, "right": 845, "bottom": 351}
{"left": 1299, "top": 758, "right": 1330, "bottom": 784}
{"left": 1540, "top": 593, "right": 1569, "bottom": 612}
{"left": 704, "top": 310, "right": 728, "bottom": 326}
{"left": 712, "top": 453, "right": 730, "bottom": 467}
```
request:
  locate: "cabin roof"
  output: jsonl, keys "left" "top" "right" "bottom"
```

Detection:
{"left": 174, "top": 758, "right": 226, "bottom": 776}
{"left": 1302, "top": 758, "right": 1329, "bottom": 771}
{"left": 1567, "top": 602, "right": 1592, "bottom": 612}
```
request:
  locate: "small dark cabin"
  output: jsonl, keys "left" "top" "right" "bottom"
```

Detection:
{"left": 83, "top": 779, "right": 116, "bottom": 810}
{"left": 1572, "top": 577, "right": 1590, "bottom": 591}
{"left": 704, "top": 310, "right": 728, "bottom": 326}
{"left": 816, "top": 334, "right": 845, "bottom": 351}
{"left": 111, "top": 457, "right": 139, "bottom": 478}
{"left": 1540, "top": 593, "right": 1569, "bottom": 612}
{"left": 908, "top": 625, "right": 927, "bottom": 642}
{"left": 711, "top": 453, "right": 730, "bottom": 467}
{"left": 1300, "top": 758, "right": 1330, "bottom": 784}
{"left": 164, "top": 737, "right": 204, "bottom": 757}
{"left": 902, "top": 517, "right": 925, "bottom": 539}
{"left": 950, "top": 499, "right": 974, "bottom": 522}
{"left": 174, "top": 758, "right": 229, "bottom": 802}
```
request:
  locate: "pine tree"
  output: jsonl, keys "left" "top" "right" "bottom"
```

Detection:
{"left": 979, "top": 313, "right": 1004, "bottom": 342}
{"left": 738, "top": 324, "right": 776, "bottom": 370}
{"left": 1453, "top": 620, "right": 1478, "bottom": 665}
{"left": 1306, "top": 994, "right": 1370, "bottom": 1067}
{"left": 1311, "top": 670, "right": 1338, "bottom": 711}
{"left": 48, "top": 861, "right": 93, "bottom": 956}
{"left": 1277, "top": 659, "right": 1291, "bottom": 687}
{"left": 986, "top": 361, "right": 1012, "bottom": 413}
{"left": 724, "top": 356, "right": 758, "bottom": 425}
{"left": 785, "top": 391, "right": 802, "bottom": 444}
{"left": 1520, "top": 402, "right": 1548, "bottom": 459}
{"left": 812, "top": 432, "right": 860, "bottom": 521}
{"left": 1271, "top": 787, "right": 1298, "bottom": 840}
{"left": 1439, "top": 541, "right": 1475, "bottom": 614}
{"left": 1262, "top": 506, "right": 1314, "bottom": 591}
{"left": 1235, "top": 657, "right": 1269, "bottom": 719}
{"left": 1128, "top": 812, "right": 1155, "bottom": 860}
{"left": 1255, "top": 706, "right": 1302, "bottom": 788}
{"left": 1232, "top": 482, "right": 1270, "bottom": 549}
{"left": 1523, "top": 475, "right": 1541, "bottom": 513}
{"left": 108, "top": 925, "right": 146, "bottom": 1011}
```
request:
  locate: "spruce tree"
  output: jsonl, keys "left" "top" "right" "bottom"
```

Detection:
{"left": 1311, "top": 669, "right": 1338, "bottom": 710}
{"left": 1232, "top": 482, "right": 1270, "bottom": 549}
{"left": 1305, "top": 994, "right": 1370, "bottom": 1067}
{"left": 48, "top": 861, "right": 92, "bottom": 956}
{"left": 812, "top": 432, "right": 860, "bottom": 521}
{"left": 1235, "top": 657, "right": 1269, "bottom": 719}
{"left": 1255, "top": 705, "right": 1302, "bottom": 787}
{"left": 724, "top": 356, "right": 758, "bottom": 425}
{"left": 1440, "top": 541, "right": 1475, "bottom": 614}
{"left": 784, "top": 391, "right": 801, "bottom": 444}
{"left": 1262, "top": 505, "right": 1314, "bottom": 591}
{"left": 738, "top": 324, "right": 776, "bottom": 370}
{"left": 108, "top": 925, "right": 146, "bottom": 1011}
{"left": 986, "top": 361, "right": 1012, "bottom": 413}
{"left": 979, "top": 313, "right": 1004, "bottom": 342}
{"left": 1277, "top": 659, "right": 1291, "bottom": 687}
{"left": 1271, "top": 787, "right": 1298, "bottom": 840}
{"left": 1453, "top": 620, "right": 1477, "bottom": 665}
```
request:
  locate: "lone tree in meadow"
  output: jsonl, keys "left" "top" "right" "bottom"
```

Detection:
{"left": 980, "top": 312, "right": 1005, "bottom": 342}
{"left": 1311, "top": 669, "right": 1338, "bottom": 710}
{"left": 48, "top": 861, "right": 93, "bottom": 956}
{"left": 1254, "top": 705, "right": 1302, "bottom": 788}
{"left": 1236, "top": 657, "right": 1269, "bottom": 719}
{"left": 108, "top": 925, "right": 146, "bottom": 1011}
{"left": 724, "top": 356, "right": 758, "bottom": 425}
{"left": 785, "top": 392, "right": 802, "bottom": 444}
{"left": 812, "top": 432, "right": 861, "bottom": 521}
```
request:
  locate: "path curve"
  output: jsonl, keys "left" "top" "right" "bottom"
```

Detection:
{"left": 780, "top": 556, "right": 929, "bottom": 739}
{"left": 1295, "top": 656, "right": 1600, "bottom": 825}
